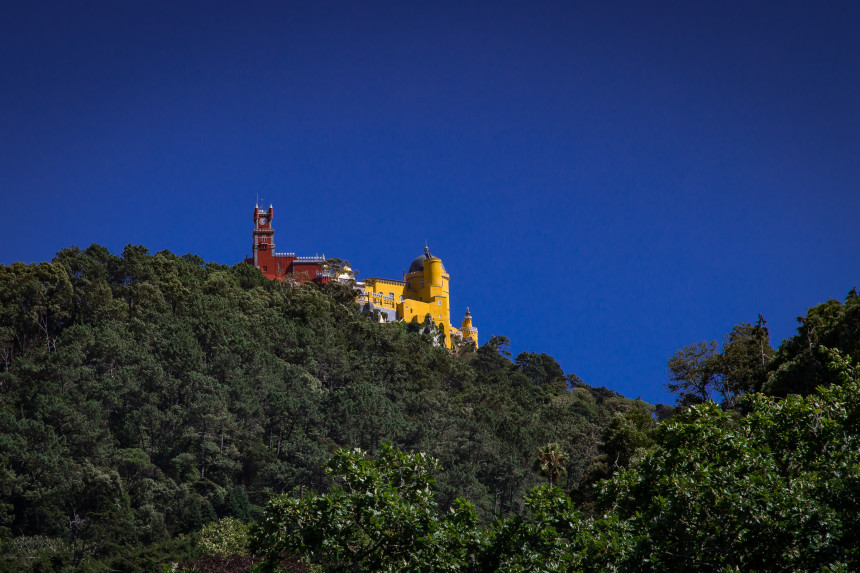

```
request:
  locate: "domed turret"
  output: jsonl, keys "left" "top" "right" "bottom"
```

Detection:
{"left": 461, "top": 307, "right": 478, "bottom": 347}
{"left": 408, "top": 246, "right": 447, "bottom": 275}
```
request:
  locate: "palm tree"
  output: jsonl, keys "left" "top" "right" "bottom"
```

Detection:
{"left": 533, "top": 443, "right": 568, "bottom": 487}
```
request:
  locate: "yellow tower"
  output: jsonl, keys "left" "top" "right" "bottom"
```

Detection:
{"left": 357, "top": 246, "right": 476, "bottom": 349}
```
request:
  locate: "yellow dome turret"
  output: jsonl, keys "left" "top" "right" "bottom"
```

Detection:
{"left": 357, "top": 245, "right": 475, "bottom": 349}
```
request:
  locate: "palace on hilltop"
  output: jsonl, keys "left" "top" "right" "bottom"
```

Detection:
{"left": 245, "top": 204, "right": 478, "bottom": 349}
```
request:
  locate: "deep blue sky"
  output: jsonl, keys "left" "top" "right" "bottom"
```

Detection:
{"left": 3, "top": 1, "right": 859, "bottom": 405}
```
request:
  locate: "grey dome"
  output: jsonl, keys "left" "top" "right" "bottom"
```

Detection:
{"left": 408, "top": 254, "right": 429, "bottom": 274}
{"left": 408, "top": 246, "right": 446, "bottom": 275}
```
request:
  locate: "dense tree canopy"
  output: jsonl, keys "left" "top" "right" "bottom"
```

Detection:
{"left": 0, "top": 245, "right": 644, "bottom": 571}
{"left": 4, "top": 244, "right": 858, "bottom": 571}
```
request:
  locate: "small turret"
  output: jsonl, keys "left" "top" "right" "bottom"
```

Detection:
{"left": 461, "top": 307, "right": 478, "bottom": 347}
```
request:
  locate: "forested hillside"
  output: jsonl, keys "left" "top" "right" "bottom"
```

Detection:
{"left": 0, "top": 245, "right": 649, "bottom": 571}
{"left": 244, "top": 292, "right": 860, "bottom": 572}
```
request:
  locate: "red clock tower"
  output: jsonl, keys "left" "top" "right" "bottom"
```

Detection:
{"left": 245, "top": 204, "right": 329, "bottom": 283}
{"left": 251, "top": 205, "right": 275, "bottom": 268}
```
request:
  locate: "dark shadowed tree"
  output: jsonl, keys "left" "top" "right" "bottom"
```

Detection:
{"left": 666, "top": 340, "right": 720, "bottom": 405}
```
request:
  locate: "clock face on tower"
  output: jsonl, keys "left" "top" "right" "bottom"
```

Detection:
{"left": 258, "top": 217, "right": 269, "bottom": 226}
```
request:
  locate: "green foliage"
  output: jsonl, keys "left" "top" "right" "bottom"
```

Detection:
{"left": 481, "top": 485, "right": 583, "bottom": 572}
{"left": 719, "top": 317, "right": 773, "bottom": 398}
{"left": 515, "top": 352, "right": 566, "bottom": 396}
{"left": 250, "top": 445, "right": 478, "bottom": 572}
{"left": 572, "top": 407, "right": 656, "bottom": 509}
{"left": 592, "top": 348, "right": 860, "bottom": 571}
{"left": 765, "top": 292, "right": 860, "bottom": 396}
{"left": 198, "top": 517, "right": 249, "bottom": 557}
{"left": 250, "top": 350, "right": 860, "bottom": 572}
{"left": 599, "top": 407, "right": 656, "bottom": 469}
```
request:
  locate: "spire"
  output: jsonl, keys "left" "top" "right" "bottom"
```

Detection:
{"left": 462, "top": 307, "right": 474, "bottom": 331}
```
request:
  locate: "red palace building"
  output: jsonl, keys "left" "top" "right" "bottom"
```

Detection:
{"left": 244, "top": 204, "right": 330, "bottom": 283}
